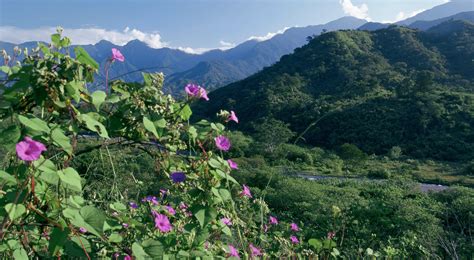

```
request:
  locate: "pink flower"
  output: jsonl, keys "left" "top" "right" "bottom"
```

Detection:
{"left": 240, "top": 185, "right": 252, "bottom": 198}
{"left": 215, "top": 135, "right": 231, "bottom": 151}
{"left": 16, "top": 137, "right": 47, "bottom": 161}
{"left": 227, "top": 111, "right": 239, "bottom": 123}
{"left": 290, "top": 223, "right": 300, "bottom": 232}
{"left": 199, "top": 87, "right": 209, "bottom": 101}
{"left": 269, "top": 216, "right": 278, "bottom": 225}
{"left": 221, "top": 217, "right": 232, "bottom": 226}
{"left": 263, "top": 224, "right": 269, "bottom": 233}
{"left": 122, "top": 223, "right": 129, "bottom": 228}
{"left": 227, "top": 159, "right": 238, "bottom": 170}
{"left": 327, "top": 231, "right": 336, "bottom": 240}
{"left": 185, "top": 84, "right": 209, "bottom": 101}
{"left": 111, "top": 48, "right": 125, "bottom": 62}
{"left": 249, "top": 244, "right": 262, "bottom": 257}
{"left": 179, "top": 202, "right": 188, "bottom": 210}
{"left": 79, "top": 227, "right": 87, "bottom": 233}
{"left": 228, "top": 245, "right": 240, "bottom": 258}
{"left": 166, "top": 205, "right": 176, "bottom": 215}
{"left": 124, "top": 255, "right": 132, "bottom": 260}
{"left": 152, "top": 211, "right": 172, "bottom": 233}
{"left": 290, "top": 235, "right": 299, "bottom": 244}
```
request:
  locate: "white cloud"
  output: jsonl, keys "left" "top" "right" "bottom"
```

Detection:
{"left": 176, "top": 47, "right": 215, "bottom": 54}
{"left": 219, "top": 40, "right": 235, "bottom": 48}
{"left": 0, "top": 26, "right": 241, "bottom": 54}
{"left": 176, "top": 40, "right": 236, "bottom": 54}
{"left": 381, "top": 8, "right": 426, "bottom": 23}
{"left": 0, "top": 26, "right": 169, "bottom": 48}
{"left": 339, "top": 0, "right": 370, "bottom": 20}
{"left": 247, "top": 27, "right": 290, "bottom": 42}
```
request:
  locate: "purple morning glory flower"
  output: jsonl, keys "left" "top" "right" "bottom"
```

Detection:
{"left": 170, "top": 172, "right": 186, "bottom": 183}
{"left": 215, "top": 135, "right": 231, "bottom": 151}
{"left": 129, "top": 201, "right": 138, "bottom": 209}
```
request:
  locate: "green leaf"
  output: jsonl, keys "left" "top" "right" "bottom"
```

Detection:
{"left": 51, "top": 33, "right": 61, "bottom": 48}
{"left": 143, "top": 117, "right": 159, "bottom": 138}
{"left": 179, "top": 104, "right": 192, "bottom": 121}
{"left": 213, "top": 169, "right": 238, "bottom": 184}
{"left": 142, "top": 239, "right": 164, "bottom": 257}
{"left": 60, "top": 37, "right": 71, "bottom": 48}
{"left": 51, "top": 128, "right": 72, "bottom": 155}
{"left": 190, "top": 206, "right": 217, "bottom": 228}
{"left": 0, "top": 125, "right": 21, "bottom": 150}
{"left": 64, "top": 236, "right": 91, "bottom": 257}
{"left": 155, "top": 118, "right": 167, "bottom": 128}
{"left": 208, "top": 158, "right": 222, "bottom": 169}
{"left": 222, "top": 226, "right": 232, "bottom": 236}
{"left": 308, "top": 238, "right": 322, "bottom": 250}
{"left": 218, "top": 188, "right": 232, "bottom": 201}
{"left": 193, "top": 228, "right": 210, "bottom": 246}
{"left": 78, "top": 113, "right": 109, "bottom": 138}
{"left": 110, "top": 202, "right": 127, "bottom": 212}
{"left": 91, "top": 91, "right": 106, "bottom": 111}
{"left": 18, "top": 115, "right": 50, "bottom": 133}
{"left": 36, "top": 159, "right": 59, "bottom": 185}
{"left": 5, "top": 203, "right": 26, "bottom": 221}
{"left": 48, "top": 227, "right": 70, "bottom": 255}
{"left": 80, "top": 206, "right": 106, "bottom": 235}
{"left": 74, "top": 47, "right": 99, "bottom": 70}
{"left": 0, "top": 66, "right": 11, "bottom": 74}
{"left": 57, "top": 168, "right": 82, "bottom": 192}
{"left": 12, "top": 247, "right": 28, "bottom": 260}
{"left": 108, "top": 233, "right": 123, "bottom": 243}
{"left": 65, "top": 80, "right": 83, "bottom": 103}
{"left": 132, "top": 242, "right": 148, "bottom": 260}
{"left": 0, "top": 170, "right": 16, "bottom": 186}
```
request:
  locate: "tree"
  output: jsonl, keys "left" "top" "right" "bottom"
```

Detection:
{"left": 253, "top": 118, "right": 295, "bottom": 154}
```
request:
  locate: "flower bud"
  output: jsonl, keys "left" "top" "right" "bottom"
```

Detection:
{"left": 56, "top": 26, "right": 64, "bottom": 35}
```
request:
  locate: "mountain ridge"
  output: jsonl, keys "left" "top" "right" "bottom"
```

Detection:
{"left": 194, "top": 19, "right": 474, "bottom": 161}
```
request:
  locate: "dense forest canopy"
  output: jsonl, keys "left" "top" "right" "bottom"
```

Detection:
{"left": 196, "top": 20, "right": 474, "bottom": 161}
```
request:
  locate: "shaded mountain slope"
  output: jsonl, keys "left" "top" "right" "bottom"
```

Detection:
{"left": 195, "top": 20, "right": 474, "bottom": 161}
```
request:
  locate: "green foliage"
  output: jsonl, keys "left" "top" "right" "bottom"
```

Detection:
{"left": 196, "top": 21, "right": 474, "bottom": 161}
{"left": 337, "top": 143, "right": 368, "bottom": 162}
{"left": 0, "top": 32, "right": 319, "bottom": 258}
{"left": 234, "top": 164, "right": 474, "bottom": 258}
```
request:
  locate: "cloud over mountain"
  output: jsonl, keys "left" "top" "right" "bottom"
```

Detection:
{"left": 339, "top": 0, "right": 370, "bottom": 20}
{"left": 0, "top": 26, "right": 169, "bottom": 48}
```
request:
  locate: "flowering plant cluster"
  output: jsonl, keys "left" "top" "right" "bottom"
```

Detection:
{"left": 0, "top": 30, "right": 337, "bottom": 259}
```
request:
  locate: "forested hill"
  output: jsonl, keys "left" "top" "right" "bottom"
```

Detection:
{"left": 195, "top": 20, "right": 474, "bottom": 161}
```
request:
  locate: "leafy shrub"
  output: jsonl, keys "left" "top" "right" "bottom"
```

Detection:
{"left": 388, "top": 146, "right": 403, "bottom": 159}
{"left": 367, "top": 168, "right": 392, "bottom": 179}
{"left": 0, "top": 31, "right": 321, "bottom": 259}
{"left": 337, "top": 143, "right": 368, "bottom": 161}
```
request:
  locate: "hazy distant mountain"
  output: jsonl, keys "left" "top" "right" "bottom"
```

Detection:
{"left": 397, "top": 0, "right": 473, "bottom": 25}
{"left": 358, "top": 11, "right": 474, "bottom": 32}
{"left": 409, "top": 11, "right": 474, "bottom": 30}
{"left": 164, "top": 16, "right": 367, "bottom": 94}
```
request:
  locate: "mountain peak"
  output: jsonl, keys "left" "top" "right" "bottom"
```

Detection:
{"left": 124, "top": 39, "right": 150, "bottom": 48}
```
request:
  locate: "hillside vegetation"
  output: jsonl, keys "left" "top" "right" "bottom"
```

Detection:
{"left": 196, "top": 20, "right": 474, "bottom": 161}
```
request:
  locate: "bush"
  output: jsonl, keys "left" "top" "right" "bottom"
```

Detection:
{"left": 462, "top": 161, "right": 474, "bottom": 176}
{"left": 367, "top": 168, "right": 392, "bottom": 179}
{"left": 279, "top": 144, "right": 313, "bottom": 165}
{"left": 337, "top": 143, "right": 368, "bottom": 161}
{"left": 388, "top": 146, "right": 403, "bottom": 159}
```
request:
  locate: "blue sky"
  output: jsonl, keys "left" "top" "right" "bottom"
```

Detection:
{"left": 0, "top": 0, "right": 453, "bottom": 52}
